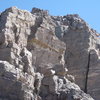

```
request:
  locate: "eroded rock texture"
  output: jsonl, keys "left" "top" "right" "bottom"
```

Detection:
{"left": 53, "top": 14, "right": 100, "bottom": 100}
{"left": 0, "top": 6, "right": 98, "bottom": 100}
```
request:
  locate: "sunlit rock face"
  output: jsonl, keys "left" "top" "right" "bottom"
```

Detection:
{"left": 0, "top": 6, "right": 98, "bottom": 100}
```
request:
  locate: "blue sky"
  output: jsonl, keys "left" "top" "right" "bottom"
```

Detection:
{"left": 0, "top": 0, "right": 100, "bottom": 32}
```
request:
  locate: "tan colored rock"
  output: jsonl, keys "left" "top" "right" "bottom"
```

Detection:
{"left": 53, "top": 64, "right": 68, "bottom": 76}
{"left": 0, "top": 7, "right": 95, "bottom": 100}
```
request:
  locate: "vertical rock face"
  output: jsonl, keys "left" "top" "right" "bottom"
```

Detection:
{"left": 0, "top": 7, "right": 97, "bottom": 100}
{"left": 53, "top": 14, "right": 100, "bottom": 100}
{"left": 0, "top": 7, "right": 36, "bottom": 100}
{"left": 27, "top": 8, "right": 66, "bottom": 72}
{"left": 57, "top": 15, "right": 90, "bottom": 90}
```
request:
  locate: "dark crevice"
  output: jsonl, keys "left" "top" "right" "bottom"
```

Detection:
{"left": 84, "top": 51, "right": 91, "bottom": 93}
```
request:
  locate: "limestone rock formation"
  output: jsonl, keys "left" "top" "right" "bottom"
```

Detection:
{"left": 53, "top": 14, "right": 100, "bottom": 100}
{"left": 0, "top": 6, "right": 98, "bottom": 100}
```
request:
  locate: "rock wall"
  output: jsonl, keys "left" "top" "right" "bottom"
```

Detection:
{"left": 0, "top": 7, "right": 98, "bottom": 100}
{"left": 52, "top": 14, "right": 100, "bottom": 100}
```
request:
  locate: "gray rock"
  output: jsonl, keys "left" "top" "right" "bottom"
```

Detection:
{"left": 58, "top": 15, "right": 100, "bottom": 100}
{"left": 0, "top": 7, "right": 95, "bottom": 100}
{"left": 66, "top": 74, "right": 75, "bottom": 82}
{"left": 41, "top": 75, "right": 93, "bottom": 100}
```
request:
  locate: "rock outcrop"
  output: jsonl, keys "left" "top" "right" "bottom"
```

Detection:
{"left": 0, "top": 6, "right": 99, "bottom": 100}
{"left": 53, "top": 14, "right": 100, "bottom": 100}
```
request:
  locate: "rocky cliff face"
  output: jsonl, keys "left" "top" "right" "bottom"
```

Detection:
{"left": 53, "top": 14, "right": 100, "bottom": 100}
{"left": 0, "top": 7, "right": 99, "bottom": 100}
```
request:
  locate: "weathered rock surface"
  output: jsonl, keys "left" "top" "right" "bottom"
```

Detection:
{"left": 0, "top": 6, "right": 98, "bottom": 100}
{"left": 53, "top": 14, "right": 100, "bottom": 100}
